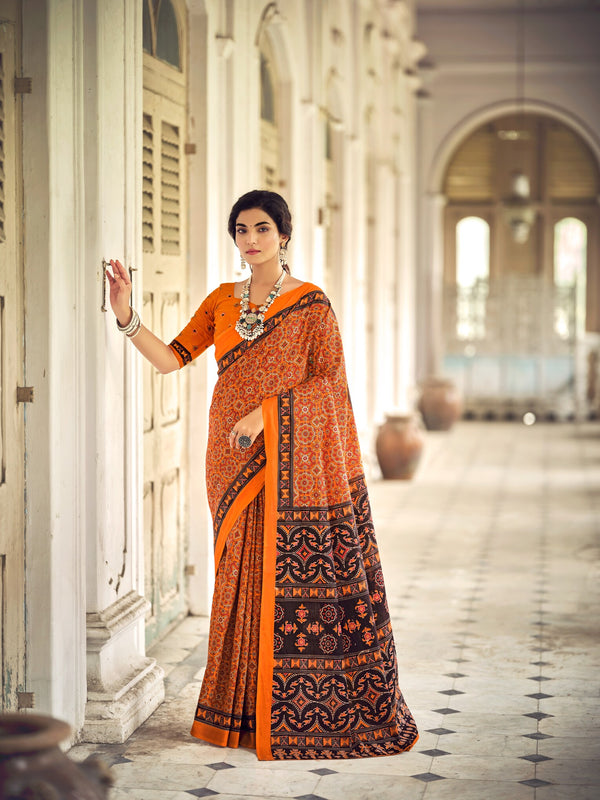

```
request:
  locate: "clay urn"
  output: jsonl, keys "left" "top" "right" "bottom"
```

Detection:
{"left": 375, "top": 413, "right": 425, "bottom": 480}
{"left": 417, "top": 377, "right": 463, "bottom": 431}
{"left": 0, "top": 713, "right": 113, "bottom": 799}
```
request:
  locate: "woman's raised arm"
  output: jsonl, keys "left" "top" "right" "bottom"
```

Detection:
{"left": 106, "top": 259, "right": 179, "bottom": 374}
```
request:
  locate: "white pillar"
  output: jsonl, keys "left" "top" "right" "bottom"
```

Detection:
{"left": 396, "top": 170, "right": 417, "bottom": 412}
{"left": 415, "top": 90, "right": 434, "bottom": 380}
{"left": 23, "top": 0, "right": 164, "bottom": 743}
{"left": 23, "top": 0, "right": 88, "bottom": 736}
{"left": 186, "top": 2, "right": 219, "bottom": 617}
{"left": 425, "top": 192, "right": 448, "bottom": 379}
{"left": 80, "top": 0, "right": 164, "bottom": 742}
{"left": 372, "top": 162, "right": 397, "bottom": 424}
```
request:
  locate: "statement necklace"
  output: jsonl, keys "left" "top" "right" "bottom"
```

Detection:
{"left": 235, "top": 269, "right": 286, "bottom": 341}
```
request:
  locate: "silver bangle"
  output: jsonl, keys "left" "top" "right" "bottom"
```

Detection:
{"left": 128, "top": 320, "right": 143, "bottom": 339}
{"left": 116, "top": 308, "right": 141, "bottom": 337}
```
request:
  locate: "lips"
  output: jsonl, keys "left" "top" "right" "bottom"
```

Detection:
{"left": 246, "top": 249, "right": 260, "bottom": 255}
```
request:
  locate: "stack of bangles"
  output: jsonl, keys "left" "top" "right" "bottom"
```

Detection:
{"left": 117, "top": 308, "right": 142, "bottom": 338}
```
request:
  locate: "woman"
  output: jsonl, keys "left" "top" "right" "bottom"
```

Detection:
{"left": 107, "top": 189, "right": 418, "bottom": 761}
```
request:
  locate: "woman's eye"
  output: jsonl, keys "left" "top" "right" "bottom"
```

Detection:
{"left": 259, "top": 226, "right": 269, "bottom": 232}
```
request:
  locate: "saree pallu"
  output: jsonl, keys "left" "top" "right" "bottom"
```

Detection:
{"left": 183, "top": 287, "right": 418, "bottom": 760}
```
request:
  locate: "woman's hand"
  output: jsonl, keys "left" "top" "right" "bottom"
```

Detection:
{"left": 106, "top": 259, "right": 133, "bottom": 326}
{"left": 229, "top": 406, "right": 264, "bottom": 451}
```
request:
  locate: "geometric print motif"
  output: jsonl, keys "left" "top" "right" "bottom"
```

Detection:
{"left": 270, "top": 476, "right": 418, "bottom": 758}
{"left": 268, "top": 336, "right": 418, "bottom": 760}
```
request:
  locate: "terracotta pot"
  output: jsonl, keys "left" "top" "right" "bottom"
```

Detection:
{"left": 418, "top": 378, "right": 462, "bottom": 431}
{"left": 375, "top": 414, "right": 425, "bottom": 480}
{"left": 0, "top": 713, "right": 113, "bottom": 800}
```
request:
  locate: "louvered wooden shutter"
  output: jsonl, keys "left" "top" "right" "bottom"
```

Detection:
{"left": 547, "top": 126, "right": 599, "bottom": 200}
{"left": 161, "top": 121, "right": 180, "bottom": 255}
{"left": 142, "top": 113, "right": 154, "bottom": 252}
{"left": 444, "top": 128, "right": 495, "bottom": 201}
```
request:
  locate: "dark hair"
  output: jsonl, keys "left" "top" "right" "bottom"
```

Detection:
{"left": 227, "top": 189, "right": 292, "bottom": 245}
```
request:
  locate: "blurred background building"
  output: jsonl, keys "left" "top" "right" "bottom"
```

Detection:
{"left": 0, "top": 0, "right": 598, "bottom": 744}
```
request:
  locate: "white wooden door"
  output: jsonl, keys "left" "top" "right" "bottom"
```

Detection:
{"left": 0, "top": 17, "right": 26, "bottom": 710}
{"left": 142, "top": 63, "right": 189, "bottom": 645}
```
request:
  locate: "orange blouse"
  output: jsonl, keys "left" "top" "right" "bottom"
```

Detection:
{"left": 168, "top": 282, "right": 318, "bottom": 367}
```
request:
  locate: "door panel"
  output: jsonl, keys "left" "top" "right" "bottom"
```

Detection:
{"left": 0, "top": 20, "right": 26, "bottom": 710}
{"left": 142, "top": 78, "right": 188, "bottom": 646}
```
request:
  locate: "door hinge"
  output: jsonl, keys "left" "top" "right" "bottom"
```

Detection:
{"left": 17, "top": 386, "right": 34, "bottom": 403}
{"left": 14, "top": 77, "right": 33, "bottom": 94}
{"left": 17, "top": 691, "right": 36, "bottom": 709}
{"left": 184, "top": 564, "right": 196, "bottom": 576}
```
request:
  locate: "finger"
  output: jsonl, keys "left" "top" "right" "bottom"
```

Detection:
{"left": 113, "top": 260, "right": 130, "bottom": 284}
{"left": 108, "top": 261, "right": 123, "bottom": 283}
{"left": 119, "top": 263, "right": 132, "bottom": 285}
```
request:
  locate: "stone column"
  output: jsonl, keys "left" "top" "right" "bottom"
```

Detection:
{"left": 79, "top": 0, "right": 163, "bottom": 742}
{"left": 23, "top": 0, "right": 89, "bottom": 736}
{"left": 396, "top": 170, "right": 417, "bottom": 413}
{"left": 186, "top": 1, "right": 219, "bottom": 617}
{"left": 372, "top": 161, "right": 397, "bottom": 424}
{"left": 426, "top": 192, "right": 448, "bottom": 379}
{"left": 22, "top": 0, "right": 163, "bottom": 744}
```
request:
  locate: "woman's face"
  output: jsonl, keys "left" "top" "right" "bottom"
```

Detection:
{"left": 235, "top": 207, "right": 287, "bottom": 269}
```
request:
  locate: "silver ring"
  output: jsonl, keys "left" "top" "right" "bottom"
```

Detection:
{"left": 238, "top": 434, "right": 252, "bottom": 449}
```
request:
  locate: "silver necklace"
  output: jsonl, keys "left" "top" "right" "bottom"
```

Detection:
{"left": 235, "top": 270, "right": 286, "bottom": 341}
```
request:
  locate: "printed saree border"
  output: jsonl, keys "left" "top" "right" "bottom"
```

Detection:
{"left": 256, "top": 394, "right": 280, "bottom": 761}
{"left": 216, "top": 289, "right": 329, "bottom": 375}
{"left": 191, "top": 719, "right": 256, "bottom": 750}
{"left": 213, "top": 467, "right": 266, "bottom": 570}
{"left": 213, "top": 446, "right": 267, "bottom": 565}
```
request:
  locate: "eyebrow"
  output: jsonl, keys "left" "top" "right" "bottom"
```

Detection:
{"left": 235, "top": 220, "right": 271, "bottom": 228}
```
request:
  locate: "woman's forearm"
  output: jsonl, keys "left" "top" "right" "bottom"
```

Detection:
{"left": 128, "top": 323, "right": 180, "bottom": 374}
{"left": 109, "top": 260, "right": 179, "bottom": 374}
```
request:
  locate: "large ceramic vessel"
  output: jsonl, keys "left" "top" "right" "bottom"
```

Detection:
{"left": 0, "top": 713, "right": 112, "bottom": 800}
{"left": 418, "top": 377, "right": 463, "bottom": 431}
{"left": 375, "top": 414, "right": 425, "bottom": 480}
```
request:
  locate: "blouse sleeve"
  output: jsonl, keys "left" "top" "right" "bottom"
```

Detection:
{"left": 168, "top": 285, "right": 220, "bottom": 368}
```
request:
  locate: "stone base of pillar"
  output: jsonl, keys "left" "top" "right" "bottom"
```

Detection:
{"left": 82, "top": 591, "right": 165, "bottom": 743}
{"left": 82, "top": 658, "right": 164, "bottom": 743}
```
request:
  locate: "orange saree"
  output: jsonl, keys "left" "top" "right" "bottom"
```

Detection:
{"left": 169, "top": 283, "right": 418, "bottom": 760}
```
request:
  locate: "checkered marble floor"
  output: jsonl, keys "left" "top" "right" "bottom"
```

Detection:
{"left": 71, "top": 422, "right": 600, "bottom": 800}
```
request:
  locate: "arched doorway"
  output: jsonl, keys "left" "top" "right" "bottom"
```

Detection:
{"left": 441, "top": 113, "right": 600, "bottom": 419}
{"left": 142, "top": 0, "right": 189, "bottom": 645}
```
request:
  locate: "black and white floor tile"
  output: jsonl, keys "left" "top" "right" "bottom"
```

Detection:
{"left": 71, "top": 422, "right": 600, "bottom": 800}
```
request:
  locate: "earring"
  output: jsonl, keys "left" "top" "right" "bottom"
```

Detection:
{"left": 240, "top": 253, "right": 247, "bottom": 270}
{"left": 278, "top": 245, "right": 288, "bottom": 270}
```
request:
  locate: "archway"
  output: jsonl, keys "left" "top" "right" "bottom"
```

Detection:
{"left": 438, "top": 111, "right": 600, "bottom": 419}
